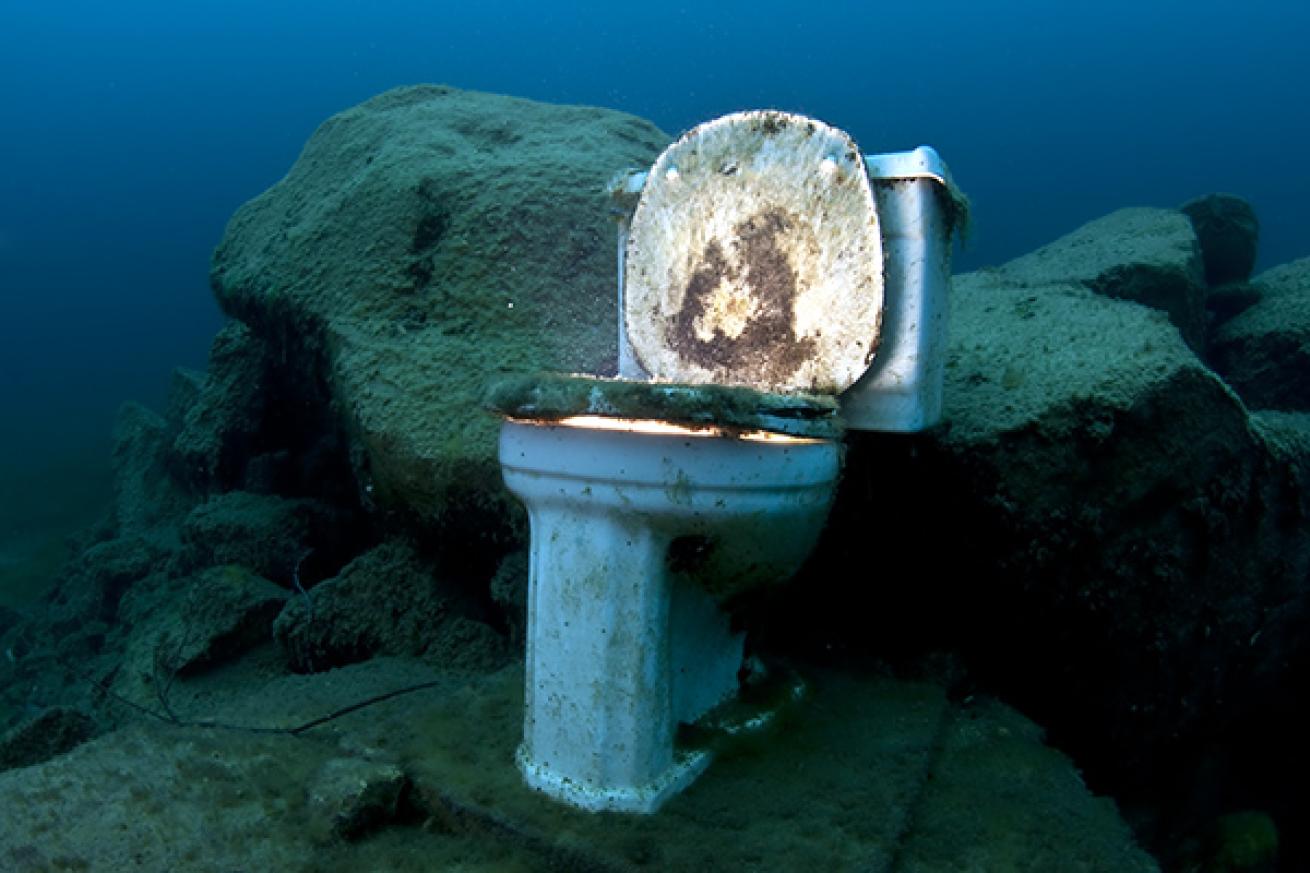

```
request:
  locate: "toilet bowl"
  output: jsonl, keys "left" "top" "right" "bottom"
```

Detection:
{"left": 490, "top": 375, "right": 843, "bottom": 812}
{"left": 490, "top": 111, "right": 960, "bottom": 813}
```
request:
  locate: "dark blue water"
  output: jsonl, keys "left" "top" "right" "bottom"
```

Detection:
{"left": 2, "top": 0, "right": 1308, "bottom": 521}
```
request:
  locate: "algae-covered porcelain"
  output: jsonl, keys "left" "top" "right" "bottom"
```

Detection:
{"left": 485, "top": 372, "right": 843, "bottom": 440}
{"left": 501, "top": 415, "right": 839, "bottom": 812}
{"left": 624, "top": 111, "right": 884, "bottom": 394}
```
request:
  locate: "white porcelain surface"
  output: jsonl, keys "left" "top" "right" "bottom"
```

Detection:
{"left": 499, "top": 417, "right": 838, "bottom": 813}
{"left": 840, "top": 146, "right": 953, "bottom": 432}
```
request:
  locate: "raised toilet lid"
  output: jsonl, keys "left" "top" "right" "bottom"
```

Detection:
{"left": 625, "top": 111, "right": 884, "bottom": 394}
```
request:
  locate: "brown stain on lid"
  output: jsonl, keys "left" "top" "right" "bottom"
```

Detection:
{"left": 668, "top": 207, "right": 817, "bottom": 386}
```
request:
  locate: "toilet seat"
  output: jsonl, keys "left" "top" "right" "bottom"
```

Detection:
{"left": 486, "top": 372, "right": 843, "bottom": 440}
{"left": 625, "top": 110, "right": 885, "bottom": 395}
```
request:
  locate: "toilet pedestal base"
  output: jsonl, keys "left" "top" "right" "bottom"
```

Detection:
{"left": 516, "top": 742, "right": 712, "bottom": 814}
{"left": 519, "top": 509, "right": 742, "bottom": 814}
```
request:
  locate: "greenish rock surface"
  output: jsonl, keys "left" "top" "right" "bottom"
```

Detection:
{"left": 179, "top": 490, "right": 349, "bottom": 586}
{"left": 273, "top": 539, "right": 506, "bottom": 673}
{"left": 1180, "top": 193, "right": 1260, "bottom": 286}
{"left": 210, "top": 85, "right": 669, "bottom": 530}
{"left": 934, "top": 265, "right": 1271, "bottom": 754}
{"left": 165, "top": 565, "right": 288, "bottom": 675}
{"left": 46, "top": 534, "right": 170, "bottom": 625}
{"left": 0, "top": 706, "right": 95, "bottom": 772}
{"left": 306, "top": 756, "right": 411, "bottom": 842}
{"left": 171, "top": 322, "right": 271, "bottom": 492}
{"left": 989, "top": 207, "right": 1207, "bottom": 350}
{"left": 787, "top": 229, "right": 1310, "bottom": 829}
{"left": 1209, "top": 257, "right": 1310, "bottom": 410}
{"left": 111, "top": 402, "right": 192, "bottom": 540}
{"left": 0, "top": 660, "right": 1157, "bottom": 872}
{"left": 105, "top": 565, "right": 284, "bottom": 704}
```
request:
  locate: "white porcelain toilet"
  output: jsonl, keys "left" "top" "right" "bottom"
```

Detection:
{"left": 489, "top": 111, "right": 962, "bottom": 813}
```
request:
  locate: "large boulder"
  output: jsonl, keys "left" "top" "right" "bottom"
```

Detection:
{"left": 161, "top": 565, "right": 288, "bottom": 675}
{"left": 1181, "top": 193, "right": 1259, "bottom": 286}
{"left": 170, "top": 322, "right": 271, "bottom": 492}
{"left": 110, "top": 320, "right": 283, "bottom": 546}
{"left": 776, "top": 214, "right": 1310, "bottom": 846}
{"left": 45, "top": 534, "right": 171, "bottom": 627}
{"left": 273, "top": 539, "right": 505, "bottom": 673}
{"left": 210, "top": 85, "right": 668, "bottom": 536}
{"left": 110, "top": 402, "right": 192, "bottom": 540}
{"left": 103, "top": 564, "right": 288, "bottom": 709}
{"left": 927, "top": 268, "right": 1310, "bottom": 784}
{"left": 177, "top": 490, "right": 354, "bottom": 587}
{"left": 1208, "top": 257, "right": 1310, "bottom": 411}
{"left": 990, "top": 207, "right": 1207, "bottom": 351}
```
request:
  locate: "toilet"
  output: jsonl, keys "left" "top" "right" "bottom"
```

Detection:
{"left": 489, "top": 111, "right": 962, "bottom": 814}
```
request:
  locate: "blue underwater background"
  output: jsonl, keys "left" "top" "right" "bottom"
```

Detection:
{"left": 2, "top": 0, "right": 1308, "bottom": 529}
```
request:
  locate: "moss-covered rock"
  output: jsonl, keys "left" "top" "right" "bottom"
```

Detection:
{"left": 776, "top": 216, "right": 1310, "bottom": 840}
{"left": 165, "top": 565, "right": 288, "bottom": 675}
{"left": 305, "top": 757, "right": 410, "bottom": 842}
{"left": 170, "top": 322, "right": 272, "bottom": 492}
{"left": 1181, "top": 193, "right": 1260, "bottom": 286}
{"left": 0, "top": 664, "right": 1157, "bottom": 871}
{"left": 111, "top": 402, "right": 193, "bottom": 540}
{"left": 210, "top": 85, "right": 669, "bottom": 535}
{"left": 931, "top": 265, "right": 1310, "bottom": 796}
{"left": 990, "top": 207, "right": 1207, "bottom": 350}
{"left": 273, "top": 540, "right": 506, "bottom": 673}
{"left": 178, "top": 491, "right": 355, "bottom": 586}
{"left": 0, "top": 706, "right": 95, "bottom": 772}
{"left": 1209, "top": 257, "right": 1310, "bottom": 411}
{"left": 45, "top": 534, "right": 172, "bottom": 625}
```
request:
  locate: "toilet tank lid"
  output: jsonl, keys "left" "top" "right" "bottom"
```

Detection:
{"left": 485, "top": 373, "right": 843, "bottom": 440}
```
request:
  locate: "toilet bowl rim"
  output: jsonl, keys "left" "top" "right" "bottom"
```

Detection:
{"left": 497, "top": 416, "right": 844, "bottom": 501}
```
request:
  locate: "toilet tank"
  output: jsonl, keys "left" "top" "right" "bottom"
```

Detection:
{"left": 611, "top": 144, "right": 963, "bottom": 434}
{"left": 842, "top": 146, "right": 960, "bottom": 433}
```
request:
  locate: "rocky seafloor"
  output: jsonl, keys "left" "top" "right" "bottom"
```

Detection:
{"left": 0, "top": 85, "right": 1303, "bottom": 872}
